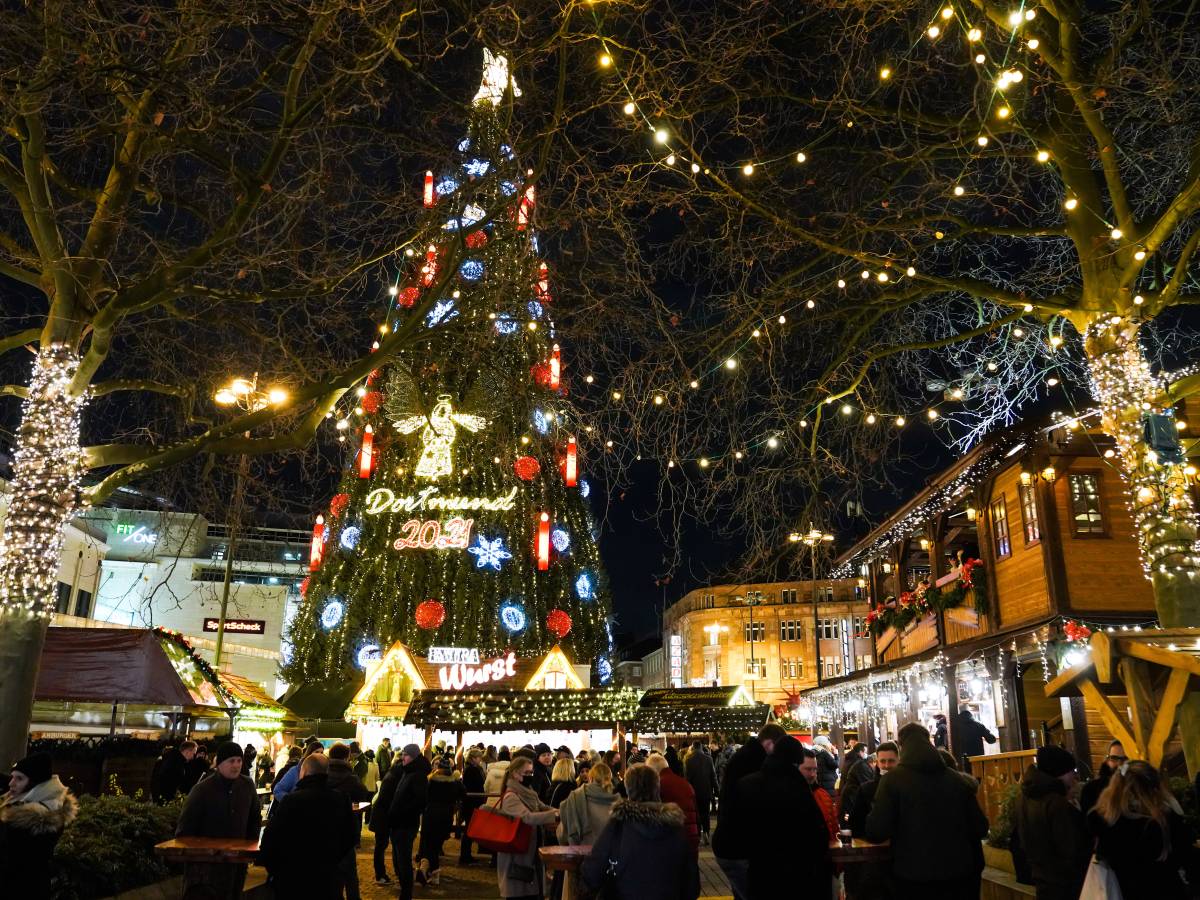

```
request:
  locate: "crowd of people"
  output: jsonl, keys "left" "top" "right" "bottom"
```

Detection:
{"left": 4, "top": 726, "right": 1200, "bottom": 899}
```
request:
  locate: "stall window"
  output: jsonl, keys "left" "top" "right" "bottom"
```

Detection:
{"left": 1018, "top": 482, "right": 1041, "bottom": 544}
{"left": 1069, "top": 473, "right": 1106, "bottom": 535}
{"left": 990, "top": 496, "right": 1011, "bottom": 559}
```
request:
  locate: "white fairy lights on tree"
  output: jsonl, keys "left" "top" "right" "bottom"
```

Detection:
{"left": 0, "top": 346, "right": 86, "bottom": 619}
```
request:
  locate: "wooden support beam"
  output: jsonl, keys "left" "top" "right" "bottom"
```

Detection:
{"left": 1117, "top": 640, "right": 1200, "bottom": 677}
{"left": 1045, "top": 658, "right": 1093, "bottom": 698}
{"left": 423, "top": 725, "right": 434, "bottom": 753}
{"left": 1119, "top": 658, "right": 1156, "bottom": 752}
{"left": 1147, "top": 668, "right": 1193, "bottom": 768}
{"left": 1091, "top": 632, "right": 1115, "bottom": 683}
{"left": 1078, "top": 676, "right": 1142, "bottom": 759}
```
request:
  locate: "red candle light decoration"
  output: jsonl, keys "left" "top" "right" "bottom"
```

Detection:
{"left": 422, "top": 247, "right": 437, "bottom": 287}
{"left": 549, "top": 344, "right": 561, "bottom": 390}
{"left": 564, "top": 435, "right": 578, "bottom": 487}
{"left": 536, "top": 263, "right": 552, "bottom": 303}
{"left": 423, "top": 170, "right": 435, "bottom": 207}
{"left": 537, "top": 512, "right": 550, "bottom": 571}
{"left": 359, "top": 425, "right": 374, "bottom": 479}
{"left": 518, "top": 184, "right": 535, "bottom": 230}
{"left": 310, "top": 516, "right": 325, "bottom": 571}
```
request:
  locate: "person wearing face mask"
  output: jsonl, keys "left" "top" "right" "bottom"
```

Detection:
{"left": 497, "top": 756, "right": 559, "bottom": 899}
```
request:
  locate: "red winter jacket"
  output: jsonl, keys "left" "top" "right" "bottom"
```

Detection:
{"left": 813, "top": 783, "right": 839, "bottom": 840}
{"left": 657, "top": 768, "right": 700, "bottom": 855}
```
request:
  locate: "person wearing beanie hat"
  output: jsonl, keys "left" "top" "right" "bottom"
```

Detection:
{"left": 722, "top": 736, "right": 831, "bottom": 897}
{"left": 386, "top": 741, "right": 432, "bottom": 899}
{"left": 2, "top": 753, "right": 79, "bottom": 896}
{"left": 416, "top": 754, "right": 465, "bottom": 885}
{"left": 1013, "top": 745, "right": 1089, "bottom": 899}
{"left": 531, "top": 742, "right": 555, "bottom": 804}
{"left": 175, "top": 737, "right": 261, "bottom": 898}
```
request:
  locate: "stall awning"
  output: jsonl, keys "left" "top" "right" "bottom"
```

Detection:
{"left": 634, "top": 686, "right": 773, "bottom": 733}
{"left": 403, "top": 687, "right": 643, "bottom": 731}
{"left": 220, "top": 672, "right": 297, "bottom": 731}
{"left": 37, "top": 627, "right": 223, "bottom": 708}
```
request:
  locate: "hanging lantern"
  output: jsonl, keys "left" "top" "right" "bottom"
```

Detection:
{"left": 423, "top": 170, "right": 435, "bottom": 207}
{"left": 309, "top": 516, "right": 325, "bottom": 571}
{"left": 549, "top": 344, "right": 561, "bottom": 390}
{"left": 514, "top": 456, "right": 541, "bottom": 481}
{"left": 359, "top": 425, "right": 374, "bottom": 479}
{"left": 546, "top": 608, "right": 572, "bottom": 639}
{"left": 564, "top": 435, "right": 578, "bottom": 487}
{"left": 536, "top": 263, "right": 552, "bottom": 303}
{"left": 518, "top": 184, "right": 535, "bottom": 230}
{"left": 415, "top": 598, "right": 446, "bottom": 630}
{"left": 537, "top": 512, "right": 551, "bottom": 571}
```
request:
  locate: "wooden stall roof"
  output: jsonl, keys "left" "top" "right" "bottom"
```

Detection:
{"left": 220, "top": 672, "right": 297, "bottom": 724}
{"left": 403, "top": 687, "right": 643, "bottom": 730}
{"left": 1046, "top": 627, "right": 1200, "bottom": 769}
{"left": 634, "top": 686, "right": 773, "bottom": 733}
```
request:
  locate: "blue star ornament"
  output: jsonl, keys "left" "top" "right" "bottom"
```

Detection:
{"left": 468, "top": 535, "right": 513, "bottom": 571}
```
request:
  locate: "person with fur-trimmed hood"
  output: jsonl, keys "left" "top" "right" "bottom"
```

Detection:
{"left": 581, "top": 763, "right": 696, "bottom": 900}
{"left": 1, "top": 752, "right": 79, "bottom": 897}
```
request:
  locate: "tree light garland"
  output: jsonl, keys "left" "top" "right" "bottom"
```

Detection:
{"left": 0, "top": 346, "right": 86, "bottom": 619}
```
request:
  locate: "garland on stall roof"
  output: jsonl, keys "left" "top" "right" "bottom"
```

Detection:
{"left": 866, "top": 559, "right": 987, "bottom": 636}
{"left": 155, "top": 627, "right": 237, "bottom": 706}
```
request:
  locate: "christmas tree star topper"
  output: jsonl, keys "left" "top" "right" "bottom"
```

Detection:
{"left": 473, "top": 49, "right": 522, "bottom": 107}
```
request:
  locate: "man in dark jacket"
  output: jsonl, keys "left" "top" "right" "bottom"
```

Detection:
{"left": 837, "top": 743, "right": 874, "bottom": 827}
{"left": 258, "top": 754, "right": 356, "bottom": 898}
{"left": 175, "top": 742, "right": 262, "bottom": 899}
{"left": 458, "top": 749, "right": 486, "bottom": 865}
{"left": 151, "top": 740, "right": 197, "bottom": 802}
{"left": 865, "top": 722, "right": 989, "bottom": 897}
{"left": 956, "top": 708, "right": 998, "bottom": 759}
{"left": 388, "top": 744, "right": 431, "bottom": 900}
{"left": 711, "top": 722, "right": 787, "bottom": 900}
{"left": 1012, "top": 746, "right": 1090, "bottom": 900}
{"left": 847, "top": 742, "right": 898, "bottom": 900}
{"left": 376, "top": 737, "right": 393, "bottom": 779}
{"left": 327, "top": 742, "right": 373, "bottom": 900}
{"left": 531, "top": 742, "right": 555, "bottom": 803}
{"left": 370, "top": 756, "right": 401, "bottom": 884}
{"left": 1080, "top": 739, "right": 1125, "bottom": 814}
{"left": 730, "top": 736, "right": 831, "bottom": 898}
{"left": 684, "top": 741, "right": 717, "bottom": 845}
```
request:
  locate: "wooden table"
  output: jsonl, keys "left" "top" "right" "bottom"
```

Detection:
{"left": 540, "top": 844, "right": 592, "bottom": 873}
{"left": 155, "top": 836, "right": 260, "bottom": 864}
{"left": 830, "top": 837, "right": 890, "bottom": 864}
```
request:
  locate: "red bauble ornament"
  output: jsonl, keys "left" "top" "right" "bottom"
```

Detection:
{"left": 465, "top": 230, "right": 488, "bottom": 249}
{"left": 329, "top": 493, "right": 350, "bottom": 519}
{"left": 415, "top": 599, "right": 446, "bottom": 630}
{"left": 398, "top": 286, "right": 420, "bottom": 308}
{"left": 514, "top": 456, "right": 541, "bottom": 481}
{"left": 362, "top": 391, "right": 382, "bottom": 414}
{"left": 546, "top": 609, "right": 572, "bottom": 640}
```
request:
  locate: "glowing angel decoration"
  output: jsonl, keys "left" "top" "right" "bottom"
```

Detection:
{"left": 393, "top": 394, "right": 488, "bottom": 480}
{"left": 472, "top": 49, "right": 522, "bottom": 107}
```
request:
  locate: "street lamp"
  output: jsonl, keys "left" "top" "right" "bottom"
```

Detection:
{"left": 211, "top": 373, "right": 287, "bottom": 669}
{"left": 738, "top": 592, "right": 763, "bottom": 699}
{"left": 796, "top": 525, "right": 834, "bottom": 689}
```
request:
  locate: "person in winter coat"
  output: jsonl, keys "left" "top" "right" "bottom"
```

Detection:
{"left": 0, "top": 752, "right": 79, "bottom": 897}
{"left": 152, "top": 740, "right": 198, "bottom": 802}
{"left": 865, "top": 722, "right": 989, "bottom": 897}
{"left": 485, "top": 747, "right": 511, "bottom": 798}
{"left": 258, "top": 754, "right": 356, "bottom": 899}
{"left": 581, "top": 763, "right": 696, "bottom": 900}
{"left": 558, "top": 762, "right": 619, "bottom": 845}
{"left": 812, "top": 736, "right": 838, "bottom": 796}
{"left": 837, "top": 743, "right": 875, "bottom": 827}
{"left": 664, "top": 744, "right": 684, "bottom": 777}
{"left": 273, "top": 739, "right": 323, "bottom": 800}
{"left": 376, "top": 738, "right": 393, "bottom": 779}
{"left": 725, "top": 736, "right": 830, "bottom": 899}
{"left": 497, "top": 756, "right": 559, "bottom": 899}
{"left": 327, "top": 742, "right": 373, "bottom": 900}
{"left": 272, "top": 745, "right": 302, "bottom": 789}
{"left": 683, "top": 742, "right": 717, "bottom": 844}
{"left": 388, "top": 744, "right": 431, "bottom": 900}
{"left": 1080, "top": 739, "right": 1126, "bottom": 814}
{"left": 459, "top": 748, "right": 487, "bottom": 864}
{"left": 184, "top": 744, "right": 211, "bottom": 793}
{"left": 1012, "top": 745, "right": 1090, "bottom": 900}
{"left": 175, "top": 742, "right": 262, "bottom": 899}
{"left": 418, "top": 757, "right": 466, "bottom": 885}
{"left": 846, "top": 742, "right": 898, "bottom": 900}
{"left": 711, "top": 723, "right": 787, "bottom": 900}
{"left": 361, "top": 750, "right": 380, "bottom": 792}
{"left": 956, "top": 708, "right": 998, "bottom": 759}
{"left": 1088, "top": 759, "right": 1199, "bottom": 900}
{"left": 369, "top": 754, "right": 401, "bottom": 885}
{"left": 548, "top": 758, "right": 578, "bottom": 809}
{"left": 798, "top": 748, "right": 839, "bottom": 840}
{"left": 531, "top": 743, "right": 555, "bottom": 804}
{"left": 646, "top": 753, "right": 699, "bottom": 856}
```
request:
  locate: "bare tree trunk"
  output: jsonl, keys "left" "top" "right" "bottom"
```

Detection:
{"left": 1084, "top": 322, "right": 1200, "bottom": 775}
{"left": 0, "top": 346, "right": 86, "bottom": 767}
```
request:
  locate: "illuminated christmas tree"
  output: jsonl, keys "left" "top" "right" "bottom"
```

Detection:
{"left": 283, "top": 51, "right": 614, "bottom": 684}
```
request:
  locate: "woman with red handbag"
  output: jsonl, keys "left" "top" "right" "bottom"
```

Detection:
{"left": 496, "top": 757, "right": 559, "bottom": 899}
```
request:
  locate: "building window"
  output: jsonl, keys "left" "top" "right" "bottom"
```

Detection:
{"left": 853, "top": 616, "right": 867, "bottom": 637}
{"left": 1018, "top": 482, "right": 1041, "bottom": 544}
{"left": 855, "top": 654, "right": 872, "bottom": 670}
{"left": 778, "top": 620, "right": 803, "bottom": 642}
{"left": 781, "top": 588, "right": 798, "bottom": 604}
{"left": 1069, "top": 474, "right": 1105, "bottom": 535}
{"left": 745, "top": 659, "right": 766, "bottom": 678}
{"left": 73, "top": 588, "right": 93, "bottom": 618}
{"left": 543, "top": 670, "right": 568, "bottom": 690}
{"left": 743, "top": 621, "right": 765, "bottom": 642}
{"left": 817, "top": 618, "right": 840, "bottom": 640}
{"left": 822, "top": 656, "right": 842, "bottom": 678}
{"left": 990, "top": 496, "right": 1011, "bottom": 559}
{"left": 700, "top": 593, "right": 715, "bottom": 609}
{"left": 55, "top": 581, "right": 72, "bottom": 615}
{"left": 780, "top": 658, "right": 802, "bottom": 679}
